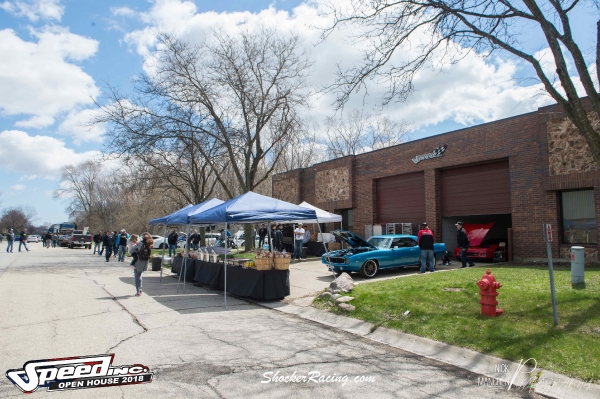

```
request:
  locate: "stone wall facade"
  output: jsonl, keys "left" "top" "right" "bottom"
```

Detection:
{"left": 547, "top": 112, "right": 600, "bottom": 176}
{"left": 315, "top": 167, "right": 350, "bottom": 202}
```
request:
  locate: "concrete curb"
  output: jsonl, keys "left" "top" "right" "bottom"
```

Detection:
{"left": 259, "top": 301, "right": 599, "bottom": 399}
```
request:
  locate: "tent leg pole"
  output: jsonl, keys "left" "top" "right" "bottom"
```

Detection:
{"left": 224, "top": 222, "right": 228, "bottom": 310}
{"left": 317, "top": 223, "right": 335, "bottom": 279}
{"left": 184, "top": 224, "right": 190, "bottom": 292}
{"left": 160, "top": 225, "right": 166, "bottom": 283}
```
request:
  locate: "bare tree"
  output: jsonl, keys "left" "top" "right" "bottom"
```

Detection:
{"left": 324, "top": 109, "right": 411, "bottom": 158}
{"left": 54, "top": 160, "right": 101, "bottom": 230}
{"left": 0, "top": 207, "right": 37, "bottom": 232}
{"left": 97, "top": 26, "right": 313, "bottom": 250}
{"left": 324, "top": 0, "right": 600, "bottom": 162}
{"left": 98, "top": 27, "right": 311, "bottom": 198}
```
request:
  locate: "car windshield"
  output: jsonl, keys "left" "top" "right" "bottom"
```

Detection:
{"left": 367, "top": 237, "right": 391, "bottom": 249}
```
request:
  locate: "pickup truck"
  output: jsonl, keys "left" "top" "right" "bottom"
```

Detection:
{"left": 67, "top": 230, "right": 93, "bottom": 249}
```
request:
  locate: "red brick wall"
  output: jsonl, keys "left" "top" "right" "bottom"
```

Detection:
{"left": 273, "top": 100, "right": 599, "bottom": 261}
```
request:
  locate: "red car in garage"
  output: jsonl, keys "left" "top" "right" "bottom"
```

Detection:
{"left": 454, "top": 222, "right": 501, "bottom": 260}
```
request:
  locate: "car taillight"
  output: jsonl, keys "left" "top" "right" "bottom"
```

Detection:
{"left": 71, "top": 236, "right": 74, "bottom": 240}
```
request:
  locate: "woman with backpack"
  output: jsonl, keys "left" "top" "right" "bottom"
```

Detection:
{"left": 133, "top": 232, "right": 153, "bottom": 296}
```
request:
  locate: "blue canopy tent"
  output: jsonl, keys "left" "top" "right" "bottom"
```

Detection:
{"left": 166, "top": 198, "right": 225, "bottom": 292}
{"left": 147, "top": 199, "right": 224, "bottom": 287}
{"left": 148, "top": 204, "right": 194, "bottom": 282}
{"left": 148, "top": 204, "right": 194, "bottom": 226}
{"left": 189, "top": 191, "right": 318, "bottom": 308}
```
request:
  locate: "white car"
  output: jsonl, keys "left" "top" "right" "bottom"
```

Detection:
{"left": 26, "top": 235, "right": 39, "bottom": 243}
{"left": 150, "top": 235, "right": 167, "bottom": 249}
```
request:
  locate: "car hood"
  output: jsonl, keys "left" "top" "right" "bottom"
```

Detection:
{"left": 331, "top": 230, "right": 377, "bottom": 249}
{"left": 464, "top": 222, "right": 494, "bottom": 247}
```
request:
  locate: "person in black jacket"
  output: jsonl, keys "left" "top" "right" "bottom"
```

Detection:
{"left": 92, "top": 231, "right": 102, "bottom": 254}
{"left": 456, "top": 222, "right": 475, "bottom": 268}
{"left": 274, "top": 224, "right": 284, "bottom": 252}
{"left": 167, "top": 229, "right": 178, "bottom": 257}
{"left": 103, "top": 231, "right": 114, "bottom": 262}
{"left": 258, "top": 224, "right": 268, "bottom": 249}
{"left": 19, "top": 229, "right": 29, "bottom": 252}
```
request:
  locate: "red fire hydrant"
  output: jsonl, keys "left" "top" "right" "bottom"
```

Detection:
{"left": 476, "top": 269, "right": 504, "bottom": 317}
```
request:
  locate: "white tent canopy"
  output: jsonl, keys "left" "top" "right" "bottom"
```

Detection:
{"left": 285, "top": 201, "right": 342, "bottom": 224}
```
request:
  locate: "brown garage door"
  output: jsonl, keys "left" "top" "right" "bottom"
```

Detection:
{"left": 376, "top": 172, "right": 425, "bottom": 223}
{"left": 441, "top": 160, "right": 511, "bottom": 216}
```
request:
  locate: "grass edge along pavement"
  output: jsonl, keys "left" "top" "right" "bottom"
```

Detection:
{"left": 313, "top": 264, "right": 600, "bottom": 382}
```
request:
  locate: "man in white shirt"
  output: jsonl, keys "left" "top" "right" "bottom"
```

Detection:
{"left": 293, "top": 223, "right": 305, "bottom": 260}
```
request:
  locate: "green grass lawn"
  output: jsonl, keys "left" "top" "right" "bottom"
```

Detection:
{"left": 314, "top": 264, "right": 600, "bottom": 382}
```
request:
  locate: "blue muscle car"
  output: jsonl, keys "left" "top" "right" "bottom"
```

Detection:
{"left": 322, "top": 230, "right": 447, "bottom": 278}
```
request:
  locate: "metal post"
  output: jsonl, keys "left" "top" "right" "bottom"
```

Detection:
{"left": 224, "top": 222, "right": 228, "bottom": 309}
{"left": 160, "top": 225, "right": 166, "bottom": 283}
{"left": 543, "top": 223, "right": 558, "bottom": 325}
{"left": 546, "top": 240, "right": 558, "bottom": 325}
{"left": 176, "top": 224, "right": 191, "bottom": 292}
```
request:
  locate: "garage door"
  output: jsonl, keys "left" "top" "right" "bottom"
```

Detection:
{"left": 441, "top": 161, "right": 511, "bottom": 216}
{"left": 376, "top": 172, "right": 425, "bottom": 224}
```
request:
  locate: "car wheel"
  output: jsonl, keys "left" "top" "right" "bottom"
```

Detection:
{"left": 158, "top": 243, "right": 166, "bottom": 249}
{"left": 359, "top": 260, "right": 378, "bottom": 278}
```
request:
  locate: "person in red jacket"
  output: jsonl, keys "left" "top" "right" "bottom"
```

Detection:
{"left": 417, "top": 223, "right": 435, "bottom": 273}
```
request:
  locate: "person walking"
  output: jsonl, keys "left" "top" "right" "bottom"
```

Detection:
{"left": 52, "top": 233, "right": 58, "bottom": 248}
{"left": 0, "top": 233, "right": 2, "bottom": 244}
{"left": 258, "top": 224, "right": 268, "bottom": 249}
{"left": 103, "top": 231, "right": 114, "bottom": 262}
{"left": 6, "top": 229, "right": 14, "bottom": 253}
{"left": 117, "top": 230, "right": 129, "bottom": 262}
{"left": 456, "top": 222, "right": 475, "bottom": 268}
{"left": 191, "top": 229, "right": 200, "bottom": 250}
{"left": 417, "top": 222, "right": 435, "bottom": 273}
{"left": 44, "top": 232, "right": 52, "bottom": 248}
{"left": 132, "top": 233, "right": 153, "bottom": 296}
{"left": 128, "top": 234, "right": 139, "bottom": 269}
{"left": 92, "top": 231, "right": 102, "bottom": 254}
{"left": 167, "top": 229, "right": 178, "bottom": 257}
{"left": 112, "top": 231, "right": 119, "bottom": 256}
{"left": 18, "top": 229, "right": 29, "bottom": 252}
{"left": 293, "top": 223, "right": 305, "bottom": 260}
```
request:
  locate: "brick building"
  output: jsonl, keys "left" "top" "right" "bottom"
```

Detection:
{"left": 272, "top": 100, "right": 600, "bottom": 262}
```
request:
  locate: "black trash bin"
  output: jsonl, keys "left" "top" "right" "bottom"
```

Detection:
{"left": 302, "top": 247, "right": 308, "bottom": 259}
{"left": 151, "top": 257, "right": 162, "bottom": 271}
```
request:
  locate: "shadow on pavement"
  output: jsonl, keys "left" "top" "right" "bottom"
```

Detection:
{"left": 117, "top": 274, "right": 258, "bottom": 314}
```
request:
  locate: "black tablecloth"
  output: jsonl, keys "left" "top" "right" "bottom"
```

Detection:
{"left": 194, "top": 260, "right": 223, "bottom": 289}
{"left": 188, "top": 260, "right": 289, "bottom": 300}
{"left": 306, "top": 241, "right": 327, "bottom": 257}
{"left": 171, "top": 257, "right": 195, "bottom": 282}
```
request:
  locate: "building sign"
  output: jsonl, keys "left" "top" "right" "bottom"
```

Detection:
{"left": 412, "top": 145, "right": 448, "bottom": 164}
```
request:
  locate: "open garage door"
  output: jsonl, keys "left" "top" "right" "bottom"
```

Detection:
{"left": 376, "top": 172, "right": 425, "bottom": 224}
{"left": 441, "top": 160, "right": 511, "bottom": 216}
{"left": 442, "top": 214, "right": 512, "bottom": 255}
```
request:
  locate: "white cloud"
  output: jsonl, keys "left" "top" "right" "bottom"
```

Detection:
{"left": 58, "top": 108, "right": 105, "bottom": 144}
{"left": 122, "top": 0, "right": 592, "bottom": 135}
{"left": 111, "top": 6, "right": 136, "bottom": 17}
{"left": 10, "top": 184, "right": 26, "bottom": 191}
{"left": 0, "top": 27, "right": 99, "bottom": 128}
{"left": 0, "top": 0, "right": 63, "bottom": 22}
{"left": 0, "top": 130, "right": 101, "bottom": 177}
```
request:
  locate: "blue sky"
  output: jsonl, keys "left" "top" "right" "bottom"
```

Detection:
{"left": 0, "top": 0, "right": 596, "bottom": 225}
